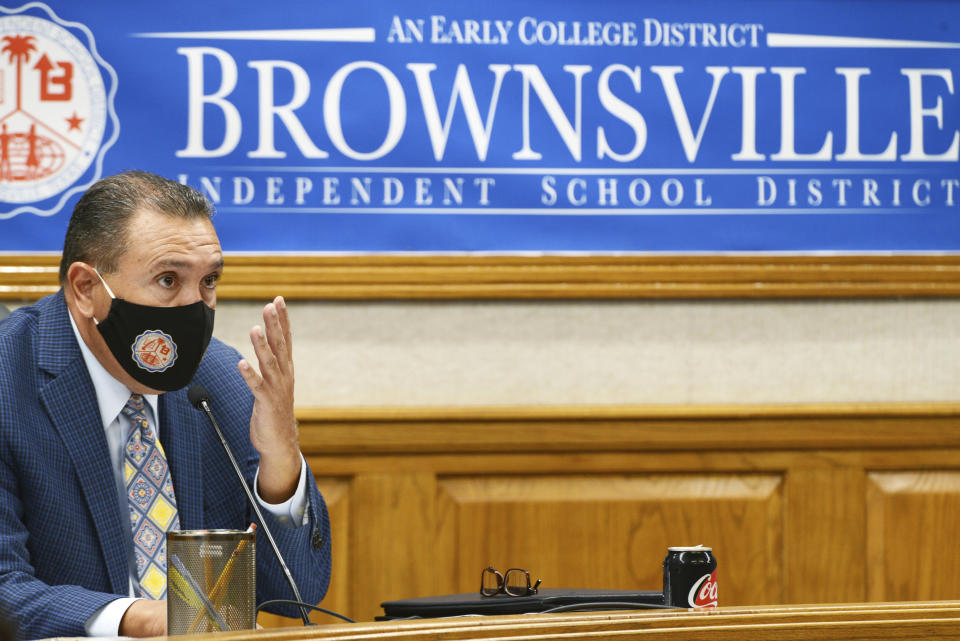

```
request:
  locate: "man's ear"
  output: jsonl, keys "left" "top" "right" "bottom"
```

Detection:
{"left": 65, "top": 262, "right": 100, "bottom": 318}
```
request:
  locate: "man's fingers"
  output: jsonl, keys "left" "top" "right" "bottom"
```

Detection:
{"left": 250, "top": 323, "right": 281, "bottom": 381}
{"left": 276, "top": 296, "right": 294, "bottom": 365}
{"left": 243, "top": 299, "right": 295, "bottom": 427}
{"left": 262, "top": 301, "right": 291, "bottom": 375}
{"left": 238, "top": 358, "right": 265, "bottom": 393}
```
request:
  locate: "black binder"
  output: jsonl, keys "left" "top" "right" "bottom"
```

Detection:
{"left": 379, "top": 588, "right": 665, "bottom": 620}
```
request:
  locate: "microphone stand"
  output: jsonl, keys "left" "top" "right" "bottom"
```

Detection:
{"left": 194, "top": 393, "right": 313, "bottom": 626}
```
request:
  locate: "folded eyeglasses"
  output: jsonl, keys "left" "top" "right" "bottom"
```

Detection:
{"left": 480, "top": 566, "right": 542, "bottom": 597}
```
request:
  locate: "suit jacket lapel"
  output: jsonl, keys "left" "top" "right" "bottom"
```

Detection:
{"left": 160, "top": 391, "right": 203, "bottom": 530}
{"left": 37, "top": 293, "right": 130, "bottom": 596}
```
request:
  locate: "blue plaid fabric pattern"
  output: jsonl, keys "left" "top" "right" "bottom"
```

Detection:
{"left": 122, "top": 394, "right": 179, "bottom": 599}
{"left": 0, "top": 292, "right": 332, "bottom": 640}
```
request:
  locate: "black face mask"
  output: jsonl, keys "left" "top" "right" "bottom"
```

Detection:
{"left": 95, "top": 271, "right": 215, "bottom": 392}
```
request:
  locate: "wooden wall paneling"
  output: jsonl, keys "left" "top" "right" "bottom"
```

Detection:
{"left": 350, "top": 473, "right": 443, "bottom": 623}
{"left": 5, "top": 255, "right": 960, "bottom": 300}
{"left": 254, "top": 404, "right": 960, "bottom": 627}
{"left": 866, "top": 471, "right": 960, "bottom": 602}
{"left": 437, "top": 474, "right": 782, "bottom": 607}
{"left": 259, "top": 478, "right": 352, "bottom": 628}
{"left": 784, "top": 468, "right": 866, "bottom": 604}
{"left": 296, "top": 404, "right": 960, "bottom": 456}
{"left": 303, "top": 450, "right": 960, "bottom": 483}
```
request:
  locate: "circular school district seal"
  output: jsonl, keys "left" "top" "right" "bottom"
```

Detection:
{"left": 0, "top": 3, "right": 117, "bottom": 217}
{"left": 131, "top": 330, "right": 178, "bottom": 373}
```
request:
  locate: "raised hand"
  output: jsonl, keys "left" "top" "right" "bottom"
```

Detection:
{"left": 238, "top": 296, "right": 301, "bottom": 503}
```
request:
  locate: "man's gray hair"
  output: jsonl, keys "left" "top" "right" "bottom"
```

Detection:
{"left": 59, "top": 171, "right": 213, "bottom": 283}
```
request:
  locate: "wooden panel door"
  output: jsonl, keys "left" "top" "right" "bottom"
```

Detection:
{"left": 867, "top": 471, "right": 960, "bottom": 602}
{"left": 259, "top": 478, "right": 352, "bottom": 627}
{"left": 436, "top": 474, "right": 783, "bottom": 607}
{"left": 784, "top": 467, "right": 866, "bottom": 604}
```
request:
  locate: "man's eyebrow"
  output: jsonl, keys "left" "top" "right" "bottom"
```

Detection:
{"left": 152, "top": 258, "right": 225, "bottom": 271}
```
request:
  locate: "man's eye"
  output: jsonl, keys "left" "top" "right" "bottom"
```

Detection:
{"left": 158, "top": 275, "right": 176, "bottom": 288}
{"left": 203, "top": 274, "right": 220, "bottom": 289}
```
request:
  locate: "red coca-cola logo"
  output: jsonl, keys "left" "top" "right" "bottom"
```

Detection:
{"left": 688, "top": 570, "right": 718, "bottom": 607}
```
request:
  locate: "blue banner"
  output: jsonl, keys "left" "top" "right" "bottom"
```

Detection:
{"left": 0, "top": 0, "right": 959, "bottom": 252}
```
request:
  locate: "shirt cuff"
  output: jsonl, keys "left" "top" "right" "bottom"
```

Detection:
{"left": 85, "top": 597, "right": 139, "bottom": 636}
{"left": 253, "top": 454, "right": 310, "bottom": 527}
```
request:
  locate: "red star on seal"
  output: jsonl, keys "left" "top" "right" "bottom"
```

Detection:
{"left": 66, "top": 112, "right": 84, "bottom": 131}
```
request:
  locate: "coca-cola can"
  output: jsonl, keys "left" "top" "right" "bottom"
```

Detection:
{"left": 662, "top": 546, "right": 718, "bottom": 608}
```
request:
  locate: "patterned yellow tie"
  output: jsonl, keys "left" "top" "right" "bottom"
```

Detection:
{"left": 122, "top": 394, "right": 180, "bottom": 599}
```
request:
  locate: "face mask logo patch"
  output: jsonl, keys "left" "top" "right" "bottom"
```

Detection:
{"left": 130, "top": 330, "right": 179, "bottom": 372}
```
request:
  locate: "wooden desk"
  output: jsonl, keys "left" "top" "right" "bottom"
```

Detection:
{"left": 175, "top": 602, "right": 960, "bottom": 641}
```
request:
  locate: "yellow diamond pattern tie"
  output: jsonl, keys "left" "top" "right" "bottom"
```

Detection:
{"left": 122, "top": 394, "right": 180, "bottom": 599}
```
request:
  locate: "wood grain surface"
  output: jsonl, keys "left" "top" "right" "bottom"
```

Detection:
{"left": 4, "top": 254, "right": 960, "bottom": 299}
{"left": 258, "top": 402, "right": 960, "bottom": 625}
{"left": 211, "top": 602, "right": 960, "bottom": 641}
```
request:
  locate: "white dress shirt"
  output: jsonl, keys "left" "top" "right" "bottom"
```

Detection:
{"left": 67, "top": 311, "right": 308, "bottom": 636}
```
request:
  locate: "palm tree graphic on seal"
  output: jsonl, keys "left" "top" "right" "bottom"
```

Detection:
{"left": 1, "top": 32, "right": 73, "bottom": 182}
{"left": 2, "top": 34, "right": 35, "bottom": 110}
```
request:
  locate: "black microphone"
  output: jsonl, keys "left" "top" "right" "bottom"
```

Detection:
{"left": 188, "top": 384, "right": 313, "bottom": 626}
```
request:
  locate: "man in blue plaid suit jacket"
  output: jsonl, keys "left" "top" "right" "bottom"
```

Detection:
{"left": 0, "top": 173, "right": 331, "bottom": 639}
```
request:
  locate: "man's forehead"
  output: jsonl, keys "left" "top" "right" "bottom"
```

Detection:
{"left": 121, "top": 208, "right": 222, "bottom": 268}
